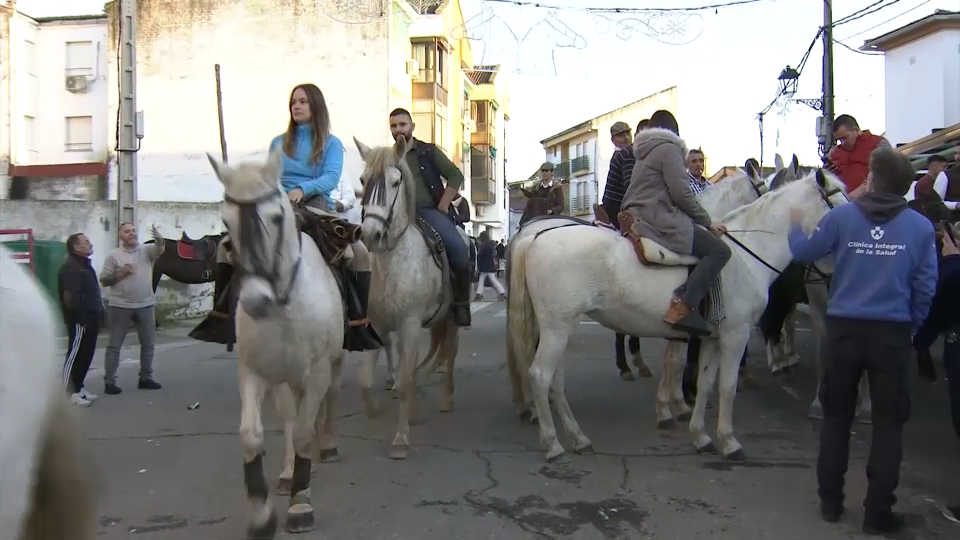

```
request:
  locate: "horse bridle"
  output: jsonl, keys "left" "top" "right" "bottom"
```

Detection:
{"left": 724, "top": 182, "right": 845, "bottom": 281}
{"left": 223, "top": 189, "right": 302, "bottom": 306}
{"left": 360, "top": 169, "right": 406, "bottom": 250}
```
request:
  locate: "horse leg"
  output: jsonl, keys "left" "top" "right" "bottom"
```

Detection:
{"left": 615, "top": 333, "right": 635, "bottom": 380}
{"left": 529, "top": 327, "right": 571, "bottom": 462}
{"left": 314, "top": 353, "right": 344, "bottom": 463}
{"left": 783, "top": 308, "right": 801, "bottom": 369}
{"left": 765, "top": 335, "right": 786, "bottom": 375}
{"left": 238, "top": 365, "right": 277, "bottom": 539}
{"left": 712, "top": 333, "right": 749, "bottom": 461}
{"left": 549, "top": 360, "right": 592, "bottom": 454}
{"left": 689, "top": 343, "right": 721, "bottom": 455}
{"left": 386, "top": 335, "right": 399, "bottom": 393}
{"left": 358, "top": 349, "right": 382, "bottom": 418}
{"left": 857, "top": 374, "right": 873, "bottom": 425}
{"left": 390, "top": 319, "right": 421, "bottom": 460}
{"left": 284, "top": 359, "right": 331, "bottom": 534}
{"left": 630, "top": 336, "right": 653, "bottom": 377}
{"left": 667, "top": 341, "right": 692, "bottom": 422}
{"left": 806, "top": 282, "right": 829, "bottom": 419}
{"left": 656, "top": 341, "right": 682, "bottom": 428}
{"left": 271, "top": 385, "right": 296, "bottom": 496}
{"left": 439, "top": 320, "right": 459, "bottom": 413}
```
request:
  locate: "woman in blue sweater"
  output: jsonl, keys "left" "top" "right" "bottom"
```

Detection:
{"left": 270, "top": 83, "right": 380, "bottom": 351}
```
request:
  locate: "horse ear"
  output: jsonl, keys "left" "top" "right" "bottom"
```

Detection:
{"left": 815, "top": 168, "right": 827, "bottom": 189}
{"left": 790, "top": 154, "right": 800, "bottom": 175}
{"left": 264, "top": 147, "right": 283, "bottom": 182}
{"left": 774, "top": 154, "right": 785, "bottom": 171}
{"left": 354, "top": 137, "right": 372, "bottom": 160}
{"left": 207, "top": 152, "right": 229, "bottom": 184}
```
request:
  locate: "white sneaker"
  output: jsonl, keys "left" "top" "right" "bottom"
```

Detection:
{"left": 70, "top": 393, "right": 92, "bottom": 407}
{"left": 79, "top": 389, "right": 99, "bottom": 401}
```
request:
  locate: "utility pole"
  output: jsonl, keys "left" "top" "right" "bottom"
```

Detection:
{"left": 820, "top": 0, "right": 836, "bottom": 159}
{"left": 117, "top": 0, "right": 140, "bottom": 243}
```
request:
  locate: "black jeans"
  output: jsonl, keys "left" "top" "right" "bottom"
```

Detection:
{"left": 677, "top": 225, "right": 731, "bottom": 308}
{"left": 817, "top": 316, "right": 912, "bottom": 516}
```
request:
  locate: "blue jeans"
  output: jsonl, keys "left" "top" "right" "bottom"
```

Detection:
{"left": 945, "top": 332, "right": 960, "bottom": 440}
{"left": 417, "top": 207, "right": 468, "bottom": 271}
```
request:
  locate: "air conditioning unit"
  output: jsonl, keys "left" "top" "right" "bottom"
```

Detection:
{"left": 405, "top": 59, "right": 419, "bottom": 76}
{"left": 65, "top": 75, "right": 89, "bottom": 94}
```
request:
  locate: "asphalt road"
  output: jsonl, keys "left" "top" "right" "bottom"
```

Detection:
{"left": 76, "top": 298, "right": 960, "bottom": 539}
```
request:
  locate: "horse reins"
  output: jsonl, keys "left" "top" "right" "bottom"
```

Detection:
{"left": 224, "top": 189, "right": 303, "bottom": 307}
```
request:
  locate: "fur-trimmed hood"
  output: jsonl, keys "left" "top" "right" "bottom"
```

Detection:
{"left": 634, "top": 127, "right": 688, "bottom": 162}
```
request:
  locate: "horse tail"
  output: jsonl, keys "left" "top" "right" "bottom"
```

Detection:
{"left": 506, "top": 235, "right": 539, "bottom": 400}
{"left": 21, "top": 396, "right": 98, "bottom": 540}
{"left": 418, "top": 323, "right": 446, "bottom": 372}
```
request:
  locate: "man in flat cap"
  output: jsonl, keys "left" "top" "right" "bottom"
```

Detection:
{"left": 598, "top": 121, "right": 636, "bottom": 230}
{"left": 519, "top": 161, "right": 565, "bottom": 226}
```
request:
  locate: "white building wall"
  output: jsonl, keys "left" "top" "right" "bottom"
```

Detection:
{"left": 106, "top": 0, "right": 393, "bottom": 203}
{"left": 31, "top": 19, "right": 109, "bottom": 165}
{"left": 882, "top": 29, "right": 960, "bottom": 146}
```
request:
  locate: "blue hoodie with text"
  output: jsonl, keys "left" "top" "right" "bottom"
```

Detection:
{"left": 788, "top": 192, "right": 938, "bottom": 332}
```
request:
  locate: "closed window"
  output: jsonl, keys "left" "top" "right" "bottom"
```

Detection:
{"left": 65, "top": 116, "right": 93, "bottom": 152}
{"left": 65, "top": 41, "right": 95, "bottom": 76}
{"left": 23, "top": 116, "right": 37, "bottom": 152}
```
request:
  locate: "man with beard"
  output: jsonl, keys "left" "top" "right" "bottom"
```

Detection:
{"left": 388, "top": 108, "right": 472, "bottom": 326}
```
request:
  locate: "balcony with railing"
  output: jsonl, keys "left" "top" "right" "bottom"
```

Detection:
{"left": 571, "top": 155, "right": 590, "bottom": 175}
{"left": 569, "top": 195, "right": 593, "bottom": 216}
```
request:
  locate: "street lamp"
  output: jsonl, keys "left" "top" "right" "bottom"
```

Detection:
{"left": 777, "top": 65, "right": 800, "bottom": 97}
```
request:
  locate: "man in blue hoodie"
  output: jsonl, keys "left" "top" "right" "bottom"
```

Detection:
{"left": 789, "top": 148, "right": 938, "bottom": 536}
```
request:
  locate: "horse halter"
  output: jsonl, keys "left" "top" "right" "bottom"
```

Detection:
{"left": 360, "top": 167, "right": 404, "bottom": 250}
{"left": 223, "top": 189, "right": 302, "bottom": 306}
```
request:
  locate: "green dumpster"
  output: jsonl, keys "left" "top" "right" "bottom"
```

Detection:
{"left": 2, "top": 240, "right": 68, "bottom": 307}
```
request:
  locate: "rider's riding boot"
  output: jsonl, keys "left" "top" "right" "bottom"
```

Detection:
{"left": 451, "top": 269, "right": 473, "bottom": 327}
{"left": 664, "top": 298, "right": 711, "bottom": 337}
{"left": 345, "top": 270, "right": 383, "bottom": 351}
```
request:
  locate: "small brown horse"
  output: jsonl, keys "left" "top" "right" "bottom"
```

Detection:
{"left": 146, "top": 232, "right": 233, "bottom": 350}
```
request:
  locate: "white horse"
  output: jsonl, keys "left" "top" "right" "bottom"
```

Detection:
{"left": 506, "top": 162, "right": 772, "bottom": 427}
{"left": 206, "top": 150, "right": 344, "bottom": 537}
{"left": 0, "top": 246, "right": 98, "bottom": 540}
{"left": 353, "top": 137, "right": 464, "bottom": 460}
{"left": 508, "top": 170, "right": 848, "bottom": 462}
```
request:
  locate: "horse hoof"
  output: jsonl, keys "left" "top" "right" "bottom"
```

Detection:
{"left": 247, "top": 510, "right": 279, "bottom": 540}
{"left": 390, "top": 389, "right": 399, "bottom": 400}
{"left": 546, "top": 450, "right": 568, "bottom": 463}
{"left": 657, "top": 418, "right": 676, "bottom": 430}
{"left": 389, "top": 444, "right": 410, "bottom": 460}
{"left": 227, "top": 344, "right": 235, "bottom": 352}
{"left": 637, "top": 365, "right": 653, "bottom": 378}
{"left": 383, "top": 377, "right": 395, "bottom": 391}
{"left": 724, "top": 449, "right": 747, "bottom": 462}
{"left": 531, "top": 416, "right": 539, "bottom": 426}
{"left": 318, "top": 448, "right": 339, "bottom": 463}
{"left": 807, "top": 405, "right": 824, "bottom": 420}
{"left": 696, "top": 442, "right": 717, "bottom": 455}
{"left": 518, "top": 409, "right": 533, "bottom": 422}
{"left": 677, "top": 411, "right": 692, "bottom": 422}
{"left": 620, "top": 370, "right": 635, "bottom": 381}
{"left": 858, "top": 412, "right": 873, "bottom": 425}
{"left": 439, "top": 399, "right": 454, "bottom": 413}
{"left": 284, "top": 504, "right": 315, "bottom": 534}
{"left": 574, "top": 443, "right": 594, "bottom": 455}
{"left": 275, "top": 478, "right": 292, "bottom": 496}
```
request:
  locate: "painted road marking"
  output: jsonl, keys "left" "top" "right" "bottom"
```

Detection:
{"left": 471, "top": 301, "right": 494, "bottom": 313}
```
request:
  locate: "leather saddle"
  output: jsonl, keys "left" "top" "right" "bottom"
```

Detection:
{"left": 617, "top": 211, "right": 699, "bottom": 267}
{"left": 176, "top": 232, "right": 219, "bottom": 262}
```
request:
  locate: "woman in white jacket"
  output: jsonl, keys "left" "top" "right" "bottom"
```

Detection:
{"left": 330, "top": 174, "right": 363, "bottom": 225}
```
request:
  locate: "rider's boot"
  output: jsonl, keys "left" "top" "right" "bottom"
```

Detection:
{"left": 451, "top": 269, "right": 473, "bottom": 327}
{"left": 664, "top": 298, "right": 710, "bottom": 337}
{"left": 345, "top": 270, "right": 383, "bottom": 351}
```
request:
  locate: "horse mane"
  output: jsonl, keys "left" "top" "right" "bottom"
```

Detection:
{"left": 359, "top": 143, "right": 418, "bottom": 226}
{"left": 720, "top": 169, "right": 846, "bottom": 226}
{"left": 221, "top": 161, "right": 279, "bottom": 201}
{"left": 697, "top": 171, "right": 754, "bottom": 209}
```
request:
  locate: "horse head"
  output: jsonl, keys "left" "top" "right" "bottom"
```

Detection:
{"left": 206, "top": 149, "right": 302, "bottom": 318}
{"left": 353, "top": 136, "right": 418, "bottom": 252}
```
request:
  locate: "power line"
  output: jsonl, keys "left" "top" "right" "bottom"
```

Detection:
{"left": 833, "top": 37, "right": 883, "bottom": 55}
{"left": 482, "top": 0, "right": 772, "bottom": 13}
{"left": 833, "top": 0, "right": 905, "bottom": 27}
{"left": 837, "top": 0, "right": 931, "bottom": 41}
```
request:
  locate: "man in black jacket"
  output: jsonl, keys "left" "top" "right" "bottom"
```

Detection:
{"left": 58, "top": 232, "right": 103, "bottom": 407}
{"left": 389, "top": 108, "right": 472, "bottom": 326}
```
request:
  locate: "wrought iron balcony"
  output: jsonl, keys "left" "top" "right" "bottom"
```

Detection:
{"left": 571, "top": 155, "right": 590, "bottom": 174}
{"left": 569, "top": 195, "right": 593, "bottom": 216}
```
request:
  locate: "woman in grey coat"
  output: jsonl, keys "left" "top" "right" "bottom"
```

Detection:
{"left": 619, "top": 110, "right": 731, "bottom": 337}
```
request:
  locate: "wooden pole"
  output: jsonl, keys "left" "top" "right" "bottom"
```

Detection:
{"left": 215, "top": 64, "right": 228, "bottom": 162}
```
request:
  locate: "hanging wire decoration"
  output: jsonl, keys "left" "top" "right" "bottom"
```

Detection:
{"left": 450, "top": 3, "right": 589, "bottom": 77}
{"left": 590, "top": 11, "right": 705, "bottom": 45}
{"left": 318, "top": 0, "right": 387, "bottom": 25}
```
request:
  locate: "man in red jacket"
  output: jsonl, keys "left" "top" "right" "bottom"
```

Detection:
{"left": 827, "top": 114, "right": 892, "bottom": 199}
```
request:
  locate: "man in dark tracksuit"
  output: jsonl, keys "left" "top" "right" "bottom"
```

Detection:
{"left": 789, "top": 149, "right": 938, "bottom": 535}
{"left": 389, "top": 107, "right": 472, "bottom": 326}
{"left": 58, "top": 232, "right": 104, "bottom": 407}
